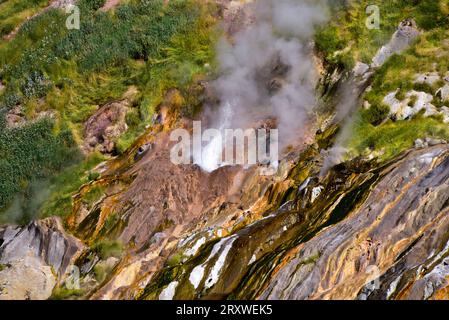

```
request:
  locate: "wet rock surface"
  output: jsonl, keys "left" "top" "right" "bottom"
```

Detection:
{"left": 132, "top": 144, "right": 449, "bottom": 300}
{"left": 260, "top": 146, "right": 449, "bottom": 299}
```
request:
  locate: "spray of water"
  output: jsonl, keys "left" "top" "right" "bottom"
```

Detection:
{"left": 195, "top": 0, "right": 329, "bottom": 172}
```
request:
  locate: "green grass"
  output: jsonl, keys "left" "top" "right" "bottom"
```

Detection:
{"left": 39, "top": 152, "right": 107, "bottom": 219}
{"left": 316, "top": 0, "right": 449, "bottom": 66}
{"left": 0, "top": 117, "right": 77, "bottom": 212}
{"left": 316, "top": 0, "right": 449, "bottom": 162}
{"left": 92, "top": 239, "right": 123, "bottom": 260}
{"left": 50, "top": 287, "right": 85, "bottom": 300}
{"left": 0, "top": 0, "right": 48, "bottom": 39}
{"left": 0, "top": 0, "right": 219, "bottom": 219}
{"left": 346, "top": 115, "right": 449, "bottom": 161}
{"left": 347, "top": 27, "right": 449, "bottom": 160}
{"left": 364, "top": 29, "right": 449, "bottom": 104}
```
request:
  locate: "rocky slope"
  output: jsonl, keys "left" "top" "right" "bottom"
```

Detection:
{"left": 1, "top": 0, "right": 449, "bottom": 301}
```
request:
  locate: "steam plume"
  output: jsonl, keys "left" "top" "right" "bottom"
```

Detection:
{"left": 196, "top": 0, "right": 330, "bottom": 171}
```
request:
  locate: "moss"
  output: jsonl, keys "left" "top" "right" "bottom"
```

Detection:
{"left": 347, "top": 115, "right": 449, "bottom": 161}
{"left": 98, "top": 212, "right": 122, "bottom": 238}
{"left": 408, "top": 95, "right": 417, "bottom": 107}
{"left": 361, "top": 103, "right": 390, "bottom": 126}
{"left": 50, "top": 287, "right": 85, "bottom": 300}
{"left": 154, "top": 218, "right": 175, "bottom": 233}
{"left": 82, "top": 185, "right": 106, "bottom": 207}
{"left": 87, "top": 171, "right": 101, "bottom": 182}
{"left": 166, "top": 252, "right": 184, "bottom": 267}
{"left": 92, "top": 240, "right": 123, "bottom": 260}
{"left": 39, "top": 152, "right": 106, "bottom": 218}
{"left": 298, "top": 252, "right": 321, "bottom": 266}
{"left": 93, "top": 264, "right": 107, "bottom": 283}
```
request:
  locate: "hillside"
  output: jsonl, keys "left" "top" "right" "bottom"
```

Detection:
{"left": 1, "top": 0, "right": 449, "bottom": 301}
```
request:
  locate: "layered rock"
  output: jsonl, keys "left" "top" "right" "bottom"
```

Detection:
{"left": 0, "top": 217, "right": 84, "bottom": 300}
{"left": 136, "top": 144, "right": 449, "bottom": 300}
{"left": 260, "top": 146, "right": 449, "bottom": 299}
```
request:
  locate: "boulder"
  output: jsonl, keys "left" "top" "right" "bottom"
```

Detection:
{"left": 83, "top": 100, "right": 129, "bottom": 154}
{"left": 372, "top": 19, "right": 420, "bottom": 68}
{"left": 5, "top": 105, "right": 25, "bottom": 129}
{"left": 0, "top": 217, "right": 84, "bottom": 300}
{"left": 353, "top": 62, "right": 370, "bottom": 77}
{"left": 0, "top": 255, "right": 56, "bottom": 300}
{"left": 436, "top": 84, "right": 449, "bottom": 102}
{"left": 414, "top": 138, "right": 426, "bottom": 149}
{"left": 383, "top": 90, "right": 437, "bottom": 120}
{"left": 414, "top": 72, "right": 441, "bottom": 86}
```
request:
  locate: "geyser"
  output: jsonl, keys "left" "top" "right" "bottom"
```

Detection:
{"left": 195, "top": 0, "right": 329, "bottom": 172}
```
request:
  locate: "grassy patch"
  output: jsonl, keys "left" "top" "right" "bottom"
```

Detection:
{"left": 346, "top": 115, "right": 449, "bottom": 161}
{"left": 0, "top": 0, "right": 219, "bottom": 218}
{"left": 0, "top": 0, "right": 48, "bottom": 39}
{"left": 50, "top": 287, "right": 85, "bottom": 300}
{"left": 0, "top": 118, "right": 77, "bottom": 212}
{"left": 318, "top": 1, "right": 449, "bottom": 162}
{"left": 39, "top": 152, "right": 106, "bottom": 219}
{"left": 315, "top": 0, "right": 449, "bottom": 66}
{"left": 92, "top": 239, "right": 123, "bottom": 260}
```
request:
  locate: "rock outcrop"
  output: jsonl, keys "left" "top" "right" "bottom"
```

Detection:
{"left": 383, "top": 90, "right": 438, "bottom": 120}
{"left": 260, "top": 146, "right": 449, "bottom": 299}
{"left": 0, "top": 217, "right": 84, "bottom": 300}
{"left": 83, "top": 100, "right": 129, "bottom": 154}
{"left": 372, "top": 19, "right": 420, "bottom": 68}
{"left": 133, "top": 144, "right": 449, "bottom": 300}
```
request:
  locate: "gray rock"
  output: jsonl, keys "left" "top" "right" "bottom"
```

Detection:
{"left": 372, "top": 19, "right": 420, "bottom": 68}
{"left": 0, "top": 256, "right": 56, "bottom": 300}
{"left": 436, "top": 84, "right": 449, "bottom": 102}
{"left": 353, "top": 62, "right": 370, "bottom": 77}
{"left": 0, "top": 217, "right": 84, "bottom": 300}
{"left": 414, "top": 72, "right": 441, "bottom": 86}
{"left": 425, "top": 137, "right": 446, "bottom": 146}
{"left": 414, "top": 138, "right": 426, "bottom": 149}
{"left": 383, "top": 90, "right": 437, "bottom": 120}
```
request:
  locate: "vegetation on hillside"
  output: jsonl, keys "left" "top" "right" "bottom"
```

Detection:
{"left": 0, "top": 0, "right": 48, "bottom": 38}
{"left": 315, "top": 0, "right": 449, "bottom": 161}
{"left": 0, "top": 0, "right": 218, "bottom": 220}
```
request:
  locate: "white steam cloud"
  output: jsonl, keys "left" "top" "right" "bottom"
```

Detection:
{"left": 196, "top": 0, "right": 329, "bottom": 171}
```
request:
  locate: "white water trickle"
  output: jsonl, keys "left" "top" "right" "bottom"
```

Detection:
{"left": 196, "top": 101, "right": 234, "bottom": 172}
